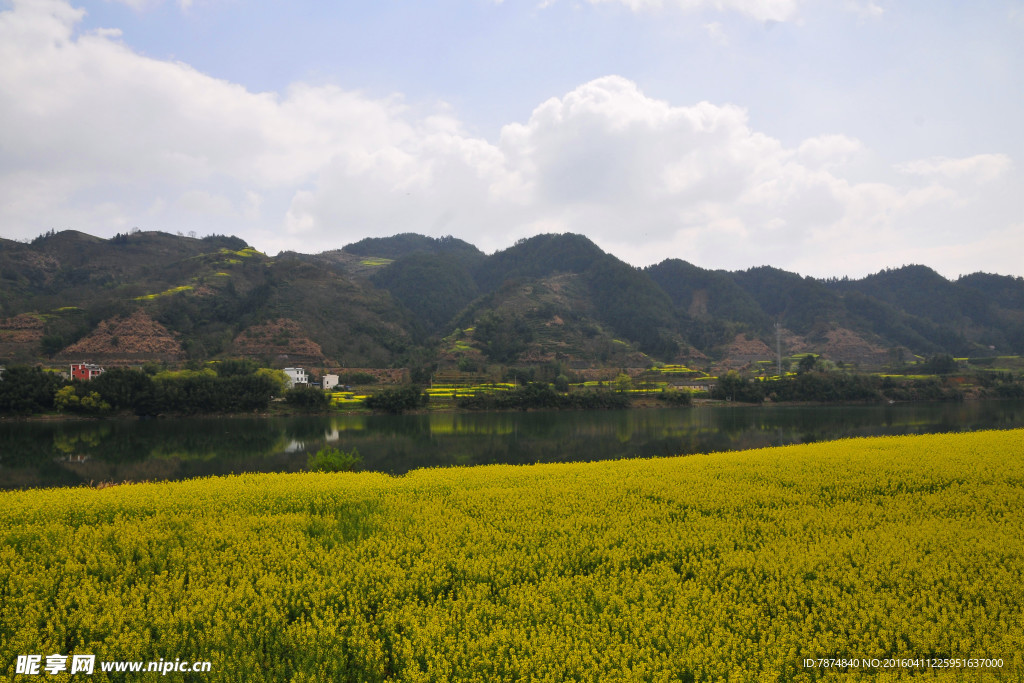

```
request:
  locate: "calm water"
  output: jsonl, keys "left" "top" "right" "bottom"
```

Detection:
{"left": 3, "top": 400, "right": 1024, "bottom": 489}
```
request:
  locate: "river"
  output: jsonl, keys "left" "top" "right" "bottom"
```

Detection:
{"left": 3, "top": 400, "right": 1024, "bottom": 489}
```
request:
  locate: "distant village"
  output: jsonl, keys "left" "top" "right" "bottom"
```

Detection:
{"left": 61, "top": 362, "right": 342, "bottom": 391}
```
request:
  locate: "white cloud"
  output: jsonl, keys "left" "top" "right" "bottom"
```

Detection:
{"left": 797, "top": 134, "right": 864, "bottom": 169}
{"left": 895, "top": 154, "right": 1012, "bottom": 184}
{"left": 105, "top": 0, "right": 199, "bottom": 9}
{"left": 489, "top": 76, "right": 1019, "bottom": 276}
{"left": 105, "top": 0, "right": 152, "bottom": 8}
{"left": 177, "top": 190, "right": 237, "bottom": 216}
{"left": 495, "top": 76, "right": 848, "bottom": 254}
{"left": 0, "top": 0, "right": 1018, "bottom": 278}
{"left": 584, "top": 0, "right": 801, "bottom": 22}
{"left": 845, "top": 0, "right": 883, "bottom": 19}
{"left": 703, "top": 21, "right": 728, "bottom": 44}
{"left": 543, "top": 0, "right": 887, "bottom": 22}
{"left": 0, "top": 0, "right": 512, "bottom": 249}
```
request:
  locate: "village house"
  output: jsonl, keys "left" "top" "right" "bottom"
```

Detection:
{"left": 283, "top": 367, "right": 309, "bottom": 389}
{"left": 70, "top": 363, "right": 104, "bottom": 380}
{"left": 322, "top": 374, "right": 339, "bottom": 391}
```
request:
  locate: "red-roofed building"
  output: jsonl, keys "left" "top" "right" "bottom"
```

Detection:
{"left": 70, "top": 363, "right": 104, "bottom": 381}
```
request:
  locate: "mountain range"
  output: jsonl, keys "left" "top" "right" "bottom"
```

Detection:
{"left": 2, "top": 229, "right": 1022, "bottom": 374}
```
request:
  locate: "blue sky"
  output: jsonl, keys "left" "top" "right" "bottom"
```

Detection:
{"left": 1, "top": 0, "right": 1021, "bottom": 277}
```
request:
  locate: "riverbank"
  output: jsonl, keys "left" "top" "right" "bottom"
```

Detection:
{"left": 0, "top": 389, "right": 1004, "bottom": 422}
{"left": 5, "top": 399, "right": 1024, "bottom": 491}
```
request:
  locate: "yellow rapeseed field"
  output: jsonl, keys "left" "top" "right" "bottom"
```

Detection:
{"left": 2, "top": 430, "right": 1022, "bottom": 681}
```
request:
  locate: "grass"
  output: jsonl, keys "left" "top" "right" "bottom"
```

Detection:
{"left": 133, "top": 284, "right": 194, "bottom": 300}
{"left": 649, "top": 364, "right": 705, "bottom": 376}
{"left": 218, "top": 247, "right": 263, "bottom": 258}
{"left": 329, "top": 391, "right": 371, "bottom": 406}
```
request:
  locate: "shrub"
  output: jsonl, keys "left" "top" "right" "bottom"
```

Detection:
{"left": 458, "top": 384, "right": 629, "bottom": 411}
{"left": 307, "top": 446, "right": 362, "bottom": 472}
{"left": 657, "top": 389, "right": 693, "bottom": 406}
{"left": 338, "top": 371, "right": 379, "bottom": 386}
{"left": 54, "top": 385, "right": 112, "bottom": 415}
{"left": 0, "top": 366, "right": 65, "bottom": 414}
{"left": 363, "top": 386, "right": 428, "bottom": 414}
{"left": 712, "top": 371, "right": 764, "bottom": 403}
{"left": 920, "top": 353, "right": 959, "bottom": 375}
{"left": 285, "top": 386, "right": 330, "bottom": 410}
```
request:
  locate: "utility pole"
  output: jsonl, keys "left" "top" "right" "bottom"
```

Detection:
{"left": 775, "top": 321, "right": 782, "bottom": 377}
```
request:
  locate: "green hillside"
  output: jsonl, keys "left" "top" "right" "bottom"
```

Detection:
{"left": 3, "top": 229, "right": 1024, "bottom": 372}
{"left": 447, "top": 274, "right": 653, "bottom": 369}
{"left": 0, "top": 231, "right": 418, "bottom": 367}
{"left": 370, "top": 253, "right": 481, "bottom": 338}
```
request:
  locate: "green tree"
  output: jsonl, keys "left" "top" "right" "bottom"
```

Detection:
{"left": 657, "top": 388, "right": 693, "bottom": 406}
{"left": 713, "top": 370, "right": 764, "bottom": 403}
{"left": 54, "top": 385, "right": 110, "bottom": 414}
{"left": 54, "top": 385, "right": 80, "bottom": 412}
{"left": 79, "top": 391, "right": 111, "bottom": 414}
{"left": 213, "top": 359, "right": 261, "bottom": 377}
{"left": 0, "top": 366, "right": 64, "bottom": 414}
{"left": 285, "top": 386, "right": 330, "bottom": 410}
{"left": 91, "top": 367, "right": 154, "bottom": 410}
{"left": 797, "top": 354, "right": 817, "bottom": 374}
{"left": 363, "top": 387, "right": 428, "bottom": 414}
{"left": 474, "top": 311, "right": 533, "bottom": 363}
{"left": 255, "top": 368, "right": 289, "bottom": 394}
{"left": 921, "top": 354, "right": 958, "bottom": 375}
{"left": 613, "top": 373, "right": 633, "bottom": 393}
{"left": 308, "top": 446, "right": 362, "bottom": 472}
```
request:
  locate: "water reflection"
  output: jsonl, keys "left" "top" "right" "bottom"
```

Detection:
{"left": 2, "top": 400, "right": 1024, "bottom": 489}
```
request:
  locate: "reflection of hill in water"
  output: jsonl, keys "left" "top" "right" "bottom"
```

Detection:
{"left": 3, "top": 401, "right": 1024, "bottom": 489}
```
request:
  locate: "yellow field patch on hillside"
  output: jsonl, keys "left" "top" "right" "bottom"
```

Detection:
{"left": 133, "top": 284, "right": 194, "bottom": 300}
{"left": 360, "top": 257, "right": 394, "bottom": 267}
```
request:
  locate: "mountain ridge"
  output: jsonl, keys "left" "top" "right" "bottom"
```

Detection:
{"left": 2, "top": 230, "right": 1023, "bottom": 373}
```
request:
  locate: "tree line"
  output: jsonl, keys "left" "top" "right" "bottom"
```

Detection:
{"left": 0, "top": 365, "right": 286, "bottom": 416}
{"left": 711, "top": 367, "right": 1024, "bottom": 404}
{"left": 458, "top": 383, "right": 631, "bottom": 411}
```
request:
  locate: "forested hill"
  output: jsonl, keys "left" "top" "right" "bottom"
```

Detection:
{"left": 0, "top": 230, "right": 418, "bottom": 368}
{"left": 1, "top": 230, "right": 1023, "bottom": 371}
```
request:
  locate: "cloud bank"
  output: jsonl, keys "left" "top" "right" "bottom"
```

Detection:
{"left": 538, "top": 0, "right": 882, "bottom": 23}
{"left": 0, "top": 0, "right": 1019, "bottom": 277}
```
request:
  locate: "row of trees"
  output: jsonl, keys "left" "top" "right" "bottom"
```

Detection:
{"left": 712, "top": 369, "right": 977, "bottom": 404}
{"left": 458, "top": 383, "right": 631, "bottom": 411}
{"left": 0, "top": 365, "right": 289, "bottom": 416}
{"left": 0, "top": 367, "right": 65, "bottom": 414}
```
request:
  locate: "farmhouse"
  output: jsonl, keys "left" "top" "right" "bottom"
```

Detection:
{"left": 283, "top": 367, "right": 309, "bottom": 389}
{"left": 70, "top": 363, "right": 104, "bottom": 380}
{"left": 322, "top": 374, "right": 339, "bottom": 391}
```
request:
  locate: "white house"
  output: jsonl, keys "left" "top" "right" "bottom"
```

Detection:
{"left": 322, "top": 374, "right": 339, "bottom": 391}
{"left": 283, "top": 367, "right": 309, "bottom": 389}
